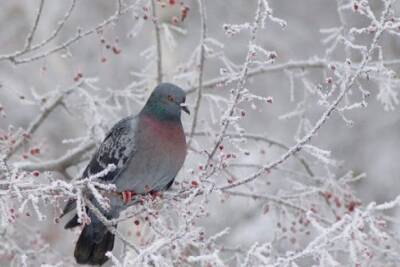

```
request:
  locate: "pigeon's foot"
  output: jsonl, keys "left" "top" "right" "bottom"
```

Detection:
{"left": 121, "top": 191, "right": 136, "bottom": 204}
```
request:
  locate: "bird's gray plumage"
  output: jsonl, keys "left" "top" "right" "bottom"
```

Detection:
{"left": 85, "top": 116, "right": 137, "bottom": 182}
{"left": 62, "top": 83, "right": 188, "bottom": 265}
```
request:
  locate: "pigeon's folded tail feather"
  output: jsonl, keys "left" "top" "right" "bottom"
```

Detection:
{"left": 64, "top": 214, "right": 80, "bottom": 229}
{"left": 74, "top": 220, "right": 115, "bottom": 265}
{"left": 60, "top": 199, "right": 76, "bottom": 219}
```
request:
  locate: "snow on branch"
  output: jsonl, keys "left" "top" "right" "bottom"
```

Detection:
{"left": 1, "top": 0, "right": 400, "bottom": 266}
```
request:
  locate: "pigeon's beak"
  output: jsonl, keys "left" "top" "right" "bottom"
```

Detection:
{"left": 180, "top": 103, "right": 190, "bottom": 115}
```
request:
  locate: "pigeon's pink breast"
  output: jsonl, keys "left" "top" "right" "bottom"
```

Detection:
{"left": 140, "top": 115, "right": 187, "bottom": 166}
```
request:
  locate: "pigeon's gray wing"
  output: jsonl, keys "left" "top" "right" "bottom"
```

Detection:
{"left": 61, "top": 116, "right": 137, "bottom": 219}
{"left": 83, "top": 116, "right": 137, "bottom": 182}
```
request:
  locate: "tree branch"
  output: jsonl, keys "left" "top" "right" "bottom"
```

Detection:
{"left": 223, "top": 190, "right": 332, "bottom": 225}
{"left": 23, "top": 0, "right": 45, "bottom": 51}
{"left": 14, "top": 141, "right": 95, "bottom": 172}
{"left": 206, "top": 0, "right": 265, "bottom": 164}
{"left": 188, "top": 0, "right": 207, "bottom": 145}
{"left": 186, "top": 59, "right": 327, "bottom": 95}
{"left": 0, "top": 0, "right": 136, "bottom": 64}
{"left": 4, "top": 85, "right": 79, "bottom": 160}
{"left": 151, "top": 0, "right": 163, "bottom": 84}
{"left": 219, "top": 7, "right": 389, "bottom": 191}
{"left": 191, "top": 131, "right": 314, "bottom": 177}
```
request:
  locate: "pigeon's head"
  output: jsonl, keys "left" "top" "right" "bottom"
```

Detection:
{"left": 142, "top": 83, "right": 190, "bottom": 121}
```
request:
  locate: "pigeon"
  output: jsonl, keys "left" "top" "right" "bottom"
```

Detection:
{"left": 61, "top": 83, "right": 189, "bottom": 265}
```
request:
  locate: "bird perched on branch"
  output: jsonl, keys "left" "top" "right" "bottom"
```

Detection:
{"left": 61, "top": 83, "right": 189, "bottom": 265}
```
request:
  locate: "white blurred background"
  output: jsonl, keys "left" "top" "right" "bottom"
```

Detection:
{"left": 0, "top": 0, "right": 399, "bottom": 266}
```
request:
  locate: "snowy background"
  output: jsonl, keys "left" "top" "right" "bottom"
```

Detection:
{"left": 0, "top": 0, "right": 400, "bottom": 266}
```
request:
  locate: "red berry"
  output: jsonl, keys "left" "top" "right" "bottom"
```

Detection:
{"left": 334, "top": 197, "right": 341, "bottom": 208}
{"left": 322, "top": 191, "right": 332, "bottom": 200}
{"left": 171, "top": 16, "right": 179, "bottom": 25}
{"left": 191, "top": 180, "right": 199, "bottom": 187}
{"left": 74, "top": 72, "right": 83, "bottom": 82}
{"left": 112, "top": 46, "right": 121, "bottom": 55}
{"left": 30, "top": 148, "right": 40, "bottom": 155}
{"left": 181, "top": 6, "right": 189, "bottom": 21}
{"left": 346, "top": 201, "right": 360, "bottom": 212}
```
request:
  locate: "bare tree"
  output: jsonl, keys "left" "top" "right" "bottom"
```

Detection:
{"left": 1, "top": 0, "right": 400, "bottom": 266}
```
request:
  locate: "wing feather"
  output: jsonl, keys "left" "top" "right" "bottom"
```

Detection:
{"left": 82, "top": 116, "right": 137, "bottom": 182}
{"left": 61, "top": 116, "right": 137, "bottom": 220}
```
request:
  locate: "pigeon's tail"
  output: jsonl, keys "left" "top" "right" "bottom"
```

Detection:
{"left": 74, "top": 220, "right": 115, "bottom": 265}
{"left": 62, "top": 199, "right": 117, "bottom": 265}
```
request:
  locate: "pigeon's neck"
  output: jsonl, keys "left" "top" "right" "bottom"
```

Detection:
{"left": 140, "top": 102, "right": 181, "bottom": 122}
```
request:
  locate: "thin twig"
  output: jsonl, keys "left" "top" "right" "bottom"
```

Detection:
{"left": 223, "top": 190, "right": 332, "bottom": 225}
{"left": 15, "top": 141, "right": 95, "bottom": 172}
{"left": 151, "top": 0, "right": 163, "bottom": 83}
{"left": 0, "top": 0, "right": 136, "bottom": 64}
{"left": 29, "top": 0, "right": 77, "bottom": 53}
{"left": 206, "top": 0, "right": 267, "bottom": 164}
{"left": 186, "top": 59, "right": 327, "bottom": 94}
{"left": 188, "top": 0, "right": 207, "bottom": 146}
{"left": 191, "top": 131, "right": 314, "bottom": 176}
{"left": 23, "top": 0, "right": 46, "bottom": 51}
{"left": 185, "top": 58, "right": 400, "bottom": 95}
{"left": 4, "top": 85, "right": 79, "bottom": 160}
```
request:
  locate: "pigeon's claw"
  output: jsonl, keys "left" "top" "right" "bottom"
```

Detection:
{"left": 121, "top": 191, "right": 135, "bottom": 204}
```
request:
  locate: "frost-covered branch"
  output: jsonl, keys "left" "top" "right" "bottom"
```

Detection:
{"left": 151, "top": 0, "right": 163, "bottom": 83}
{"left": 1, "top": 0, "right": 400, "bottom": 265}
{"left": 4, "top": 83, "right": 81, "bottom": 160}
{"left": 14, "top": 141, "right": 95, "bottom": 172}
{"left": 220, "top": 0, "right": 391, "bottom": 191}
{"left": 188, "top": 0, "right": 207, "bottom": 145}
{"left": 0, "top": 0, "right": 135, "bottom": 65}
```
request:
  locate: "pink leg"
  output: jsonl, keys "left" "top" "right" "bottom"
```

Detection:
{"left": 121, "top": 191, "right": 132, "bottom": 204}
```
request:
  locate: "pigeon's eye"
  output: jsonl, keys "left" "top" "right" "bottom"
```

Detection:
{"left": 167, "top": 95, "right": 175, "bottom": 102}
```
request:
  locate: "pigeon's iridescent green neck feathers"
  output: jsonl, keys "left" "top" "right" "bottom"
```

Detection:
{"left": 140, "top": 83, "right": 188, "bottom": 121}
